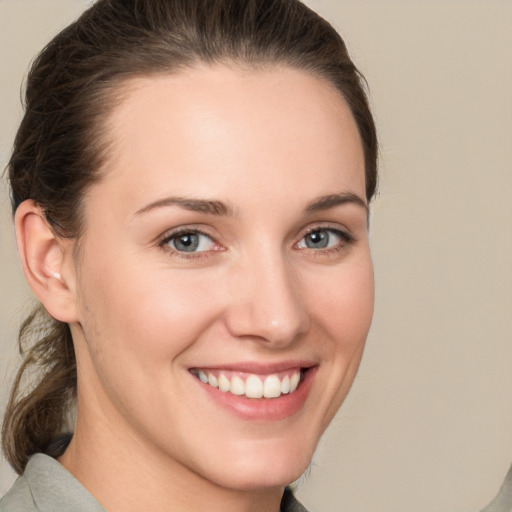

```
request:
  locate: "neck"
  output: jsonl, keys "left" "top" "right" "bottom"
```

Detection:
{"left": 59, "top": 404, "right": 284, "bottom": 512}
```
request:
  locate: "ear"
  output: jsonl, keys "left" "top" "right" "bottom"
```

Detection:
{"left": 15, "top": 199, "right": 79, "bottom": 323}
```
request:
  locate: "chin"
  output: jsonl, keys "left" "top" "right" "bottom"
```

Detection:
{"left": 212, "top": 463, "right": 309, "bottom": 492}
{"left": 198, "top": 435, "right": 317, "bottom": 492}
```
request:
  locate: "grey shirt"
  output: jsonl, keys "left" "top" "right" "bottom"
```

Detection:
{"left": 0, "top": 454, "right": 106, "bottom": 512}
{"left": 0, "top": 454, "right": 309, "bottom": 512}
{"left": 480, "top": 465, "right": 512, "bottom": 512}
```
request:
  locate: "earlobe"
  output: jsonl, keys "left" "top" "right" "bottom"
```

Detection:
{"left": 15, "top": 200, "right": 79, "bottom": 323}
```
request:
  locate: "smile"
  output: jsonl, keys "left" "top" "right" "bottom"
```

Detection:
{"left": 190, "top": 368, "right": 303, "bottom": 399}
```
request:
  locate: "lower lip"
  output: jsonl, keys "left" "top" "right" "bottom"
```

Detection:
{"left": 194, "top": 367, "right": 317, "bottom": 421}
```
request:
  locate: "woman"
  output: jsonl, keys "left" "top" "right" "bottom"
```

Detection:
{"left": 0, "top": 0, "right": 377, "bottom": 510}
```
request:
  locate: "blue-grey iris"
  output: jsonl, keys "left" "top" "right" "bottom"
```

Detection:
{"left": 173, "top": 233, "right": 199, "bottom": 252}
{"left": 305, "top": 230, "right": 329, "bottom": 249}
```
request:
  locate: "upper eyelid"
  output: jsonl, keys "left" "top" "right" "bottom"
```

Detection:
{"left": 298, "top": 223, "right": 355, "bottom": 241}
{"left": 158, "top": 226, "right": 217, "bottom": 245}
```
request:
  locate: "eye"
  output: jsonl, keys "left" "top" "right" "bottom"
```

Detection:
{"left": 161, "top": 230, "right": 217, "bottom": 253}
{"left": 296, "top": 228, "right": 350, "bottom": 251}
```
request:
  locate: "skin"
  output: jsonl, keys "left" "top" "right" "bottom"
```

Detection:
{"left": 17, "top": 64, "right": 374, "bottom": 512}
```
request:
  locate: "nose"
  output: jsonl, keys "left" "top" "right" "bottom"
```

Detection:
{"left": 224, "top": 252, "right": 310, "bottom": 347}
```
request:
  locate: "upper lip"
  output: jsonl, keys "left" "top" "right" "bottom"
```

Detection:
{"left": 189, "top": 361, "right": 317, "bottom": 374}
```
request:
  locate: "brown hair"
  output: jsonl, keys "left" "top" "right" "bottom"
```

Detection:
{"left": 2, "top": 0, "right": 378, "bottom": 474}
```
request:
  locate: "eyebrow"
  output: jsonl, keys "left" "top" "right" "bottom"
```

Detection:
{"left": 135, "top": 196, "right": 234, "bottom": 217}
{"left": 305, "top": 192, "right": 368, "bottom": 215}
{"left": 135, "top": 191, "right": 368, "bottom": 218}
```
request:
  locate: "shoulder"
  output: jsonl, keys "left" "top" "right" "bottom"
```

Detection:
{"left": 1, "top": 454, "right": 105, "bottom": 512}
{"left": 281, "top": 487, "right": 311, "bottom": 512}
{"left": 480, "top": 464, "right": 512, "bottom": 512}
{"left": 0, "top": 475, "right": 37, "bottom": 512}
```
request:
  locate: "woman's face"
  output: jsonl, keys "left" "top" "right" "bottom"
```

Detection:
{"left": 70, "top": 65, "right": 374, "bottom": 490}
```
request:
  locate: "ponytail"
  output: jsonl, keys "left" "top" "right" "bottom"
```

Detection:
{"left": 1, "top": 304, "right": 76, "bottom": 474}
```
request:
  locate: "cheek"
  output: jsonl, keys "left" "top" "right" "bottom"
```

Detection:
{"left": 290, "top": 256, "right": 373, "bottom": 435}
{"left": 306, "top": 257, "right": 374, "bottom": 349}
{"left": 76, "top": 249, "right": 225, "bottom": 369}
{"left": 74, "top": 259, "right": 227, "bottom": 430}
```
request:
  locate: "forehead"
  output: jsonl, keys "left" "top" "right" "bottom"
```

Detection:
{"left": 90, "top": 64, "right": 365, "bottom": 217}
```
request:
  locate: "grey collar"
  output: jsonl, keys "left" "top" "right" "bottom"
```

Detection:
{"left": 24, "top": 454, "right": 106, "bottom": 512}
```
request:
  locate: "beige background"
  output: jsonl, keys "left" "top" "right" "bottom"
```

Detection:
{"left": 1, "top": 1, "right": 511, "bottom": 510}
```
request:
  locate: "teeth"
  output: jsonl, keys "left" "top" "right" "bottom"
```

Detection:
{"left": 245, "top": 375, "right": 263, "bottom": 398}
{"left": 263, "top": 375, "right": 281, "bottom": 398}
{"left": 208, "top": 373, "right": 219, "bottom": 387}
{"left": 281, "top": 375, "right": 290, "bottom": 394}
{"left": 218, "top": 374, "right": 230, "bottom": 392}
{"left": 196, "top": 369, "right": 303, "bottom": 399}
{"left": 230, "top": 375, "right": 245, "bottom": 395}
{"left": 290, "top": 372, "right": 300, "bottom": 393}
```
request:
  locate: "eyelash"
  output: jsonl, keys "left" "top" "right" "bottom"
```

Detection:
{"left": 158, "top": 225, "right": 355, "bottom": 259}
